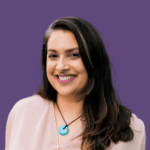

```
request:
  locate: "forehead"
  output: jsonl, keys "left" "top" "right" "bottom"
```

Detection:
{"left": 47, "top": 30, "right": 79, "bottom": 51}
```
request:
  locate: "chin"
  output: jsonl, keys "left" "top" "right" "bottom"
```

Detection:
{"left": 57, "top": 89, "right": 76, "bottom": 96}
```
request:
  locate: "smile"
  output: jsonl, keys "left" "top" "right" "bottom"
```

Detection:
{"left": 56, "top": 75, "right": 76, "bottom": 83}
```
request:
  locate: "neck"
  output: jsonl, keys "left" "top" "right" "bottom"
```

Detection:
{"left": 55, "top": 93, "right": 85, "bottom": 118}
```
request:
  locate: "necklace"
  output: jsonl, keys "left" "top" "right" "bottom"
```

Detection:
{"left": 56, "top": 102, "right": 83, "bottom": 135}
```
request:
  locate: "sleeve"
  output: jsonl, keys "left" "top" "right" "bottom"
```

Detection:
{"left": 107, "top": 114, "right": 146, "bottom": 150}
{"left": 141, "top": 129, "right": 146, "bottom": 150}
{"left": 5, "top": 95, "right": 48, "bottom": 150}
{"left": 130, "top": 113, "right": 146, "bottom": 150}
{"left": 5, "top": 105, "right": 16, "bottom": 150}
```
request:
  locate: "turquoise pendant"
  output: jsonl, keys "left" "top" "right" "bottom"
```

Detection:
{"left": 58, "top": 125, "right": 69, "bottom": 135}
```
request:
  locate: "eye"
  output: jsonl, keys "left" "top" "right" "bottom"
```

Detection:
{"left": 49, "top": 54, "right": 57, "bottom": 58}
{"left": 69, "top": 53, "right": 80, "bottom": 57}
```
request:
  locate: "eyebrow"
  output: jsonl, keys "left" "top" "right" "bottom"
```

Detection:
{"left": 47, "top": 48, "right": 79, "bottom": 53}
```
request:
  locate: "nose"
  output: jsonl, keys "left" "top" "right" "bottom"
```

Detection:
{"left": 55, "top": 57, "right": 69, "bottom": 72}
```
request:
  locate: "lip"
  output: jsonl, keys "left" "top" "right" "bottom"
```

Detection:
{"left": 56, "top": 76, "right": 76, "bottom": 83}
{"left": 56, "top": 74, "right": 77, "bottom": 77}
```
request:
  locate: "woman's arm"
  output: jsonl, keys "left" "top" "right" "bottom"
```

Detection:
{"left": 141, "top": 130, "right": 146, "bottom": 150}
{"left": 5, "top": 107, "right": 15, "bottom": 150}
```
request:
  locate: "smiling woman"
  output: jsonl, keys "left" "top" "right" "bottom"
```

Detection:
{"left": 5, "top": 17, "right": 146, "bottom": 150}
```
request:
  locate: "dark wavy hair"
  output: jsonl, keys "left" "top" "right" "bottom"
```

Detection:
{"left": 36, "top": 17, "right": 134, "bottom": 150}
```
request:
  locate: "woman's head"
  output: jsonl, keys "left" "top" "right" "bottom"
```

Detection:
{"left": 46, "top": 29, "right": 88, "bottom": 99}
{"left": 41, "top": 16, "right": 110, "bottom": 101}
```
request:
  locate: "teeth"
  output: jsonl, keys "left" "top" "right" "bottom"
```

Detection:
{"left": 58, "top": 76, "right": 76, "bottom": 80}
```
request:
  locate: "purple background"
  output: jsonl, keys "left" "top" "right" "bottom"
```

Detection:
{"left": 1, "top": 1, "right": 149, "bottom": 149}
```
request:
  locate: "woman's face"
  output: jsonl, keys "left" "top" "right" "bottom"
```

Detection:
{"left": 46, "top": 30, "right": 88, "bottom": 97}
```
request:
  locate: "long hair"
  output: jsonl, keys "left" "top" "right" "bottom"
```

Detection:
{"left": 36, "top": 17, "right": 134, "bottom": 150}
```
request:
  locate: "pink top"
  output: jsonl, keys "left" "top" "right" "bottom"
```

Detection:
{"left": 5, "top": 95, "right": 146, "bottom": 150}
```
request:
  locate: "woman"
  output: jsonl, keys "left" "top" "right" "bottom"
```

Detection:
{"left": 5, "top": 17, "right": 146, "bottom": 150}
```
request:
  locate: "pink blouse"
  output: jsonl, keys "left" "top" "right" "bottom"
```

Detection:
{"left": 5, "top": 95, "right": 146, "bottom": 150}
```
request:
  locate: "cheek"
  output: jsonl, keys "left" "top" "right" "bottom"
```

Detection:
{"left": 79, "top": 64, "right": 88, "bottom": 75}
{"left": 46, "top": 66, "right": 53, "bottom": 80}
{"left": 78, "top": 66, "right": 88, "bottom": 81}
{"left": 46, "top": 61, "right": 54, "bottom": 73}
{"left": 74, "top": 60, "right": 88, "bottom": 77}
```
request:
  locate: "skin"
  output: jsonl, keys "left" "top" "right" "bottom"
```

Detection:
{"left": 46, "top": 30, "right": 88, "bottom": 145}
{"left": 46, "top": 29, "right": 88, "bottom": 117}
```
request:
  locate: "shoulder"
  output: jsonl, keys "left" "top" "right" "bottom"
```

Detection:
{"left": 108, "top": 114, "right": 146, "bottom": 150}
{"left": 5, "top": 95, "right": 54, "bottom": 149}
{"left": 13, "top": 94, "right": 50, "bottom": 108}
{"left": 127, "top": 114, "right": 146, "bottom": 149}
{"left": 130, "top": 113, "right": 145, "bottom": 132}
{"left": 9, "top": 94, "right": 52, "bottom": 116}
{"left": 129, "top": 114, "right": 146, "bottom": 149}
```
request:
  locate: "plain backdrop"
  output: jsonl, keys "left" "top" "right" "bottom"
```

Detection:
{"left": 1, "top": 1, "right": 149, "bottom": 149}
